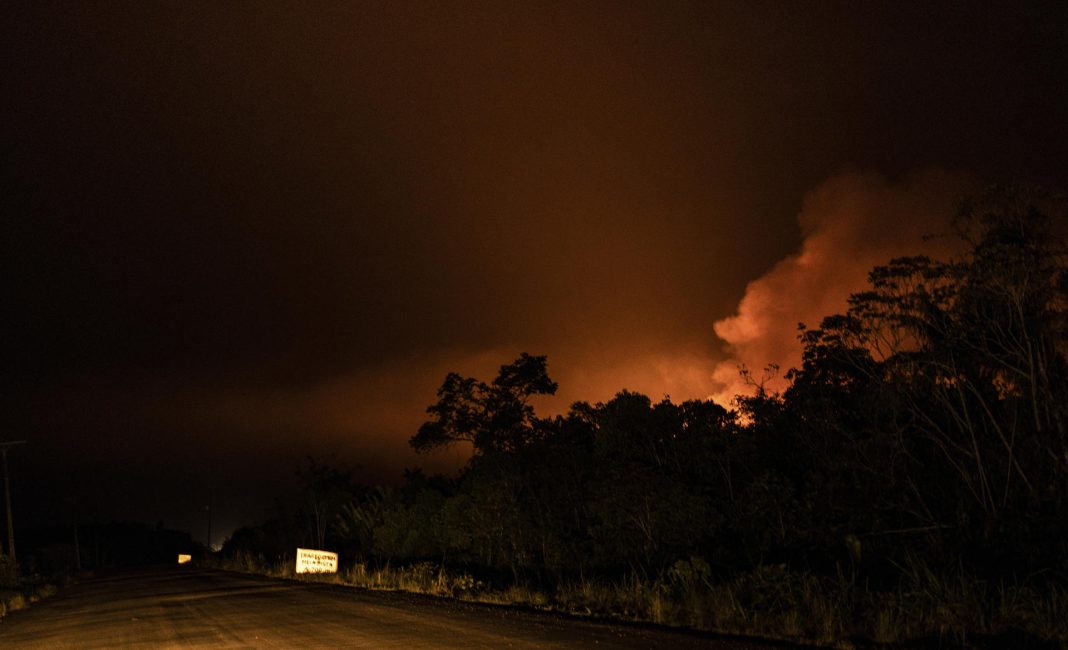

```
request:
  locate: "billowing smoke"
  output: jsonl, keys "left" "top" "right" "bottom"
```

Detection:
{"left": 200, "top": 170, "right": 980, "bottom": 471}
{"left": 19, "top": 168, "right": 982, "bottom": 538}
{"left": 711, "top": 169, "right": 976, "bottom": 404}
{"left": 116, "top": 170, "right": 980, "bottom": 489}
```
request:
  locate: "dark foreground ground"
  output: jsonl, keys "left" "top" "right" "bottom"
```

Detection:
{"left": 0, "top": 566, "right": 794, "bottom": 649}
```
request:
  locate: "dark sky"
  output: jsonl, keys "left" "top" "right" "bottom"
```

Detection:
{"left": 4, "top": 1, "right": 1067, "bottom": 543}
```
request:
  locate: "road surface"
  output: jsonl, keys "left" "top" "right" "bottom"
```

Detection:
{"left": 0, "top": 566, "right": 794, "bottom": 649}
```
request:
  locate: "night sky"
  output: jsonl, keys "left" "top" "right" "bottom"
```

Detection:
{"left": 4, "top": 1, "right": 1067, "bottom": 544}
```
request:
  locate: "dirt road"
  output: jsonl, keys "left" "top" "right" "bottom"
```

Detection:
{"left": 0, "top": 566, "right": 792, "bottom": 649}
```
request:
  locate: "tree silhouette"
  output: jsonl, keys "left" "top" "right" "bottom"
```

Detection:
{"left": 410, "top": 353, "right": 558, "bottom": 455}
{"left": 786, "top": 185, "right": 1067, "bottom": 564}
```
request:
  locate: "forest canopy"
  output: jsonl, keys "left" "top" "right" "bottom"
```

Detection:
{"left": 222, "top": 186, "right": 1068, "bottom": 643}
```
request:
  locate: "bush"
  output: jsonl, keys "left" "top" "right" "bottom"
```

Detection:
{"left": 0, "top": 555, "right": 18, "bottom": 589}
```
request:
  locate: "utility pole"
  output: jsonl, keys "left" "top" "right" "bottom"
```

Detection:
{"left": 0, "top": 441, "right": 26, "bottom": 563}
{"left": 205, "top": 489, "right": 212, "bottom": 552}
{"left": 73, "top": 522, "right": 81, "bottom": 571}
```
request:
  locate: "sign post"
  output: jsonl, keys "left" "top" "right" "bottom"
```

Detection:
{"left": 295, "top": 547, "right": 338, "bottom": 574}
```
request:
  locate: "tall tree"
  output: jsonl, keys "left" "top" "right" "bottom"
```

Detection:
{"left": 295, "top": 457, "right": 360, "bottom": 549}
{"left": 410, "top": 353, "right": 558, "bottom": 455}
{"left": 787, "top": 186, "right": 1067, "bottom": 555}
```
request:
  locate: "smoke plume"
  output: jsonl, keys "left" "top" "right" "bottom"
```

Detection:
{"left": 711, "top": 169, "right": 976, "bottom": 404}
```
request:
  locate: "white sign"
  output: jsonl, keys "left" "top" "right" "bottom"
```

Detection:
{"left": 295, "top": 547, "right": 338, "bottom": 574}
{"left": 177, "top": 554, "right": 192, "bottom": 564}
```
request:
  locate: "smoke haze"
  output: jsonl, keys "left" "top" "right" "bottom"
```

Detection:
{"left": 711, "top": 170, "right": 977, "bottom": 402}
{"left": 6, "top": 1, "right": 1065, "bottom": 543}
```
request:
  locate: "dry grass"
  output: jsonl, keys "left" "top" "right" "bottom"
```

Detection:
{"left": 0, "top": 583, "right": 58, "bottom": 619}
{"left": 0, "top": 552, "right": 62, "bottom": 619}
{"left": 214, "top": 552, "right": 1068, "bottom": 647}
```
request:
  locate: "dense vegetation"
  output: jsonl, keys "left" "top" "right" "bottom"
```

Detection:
{"left": 223, "top": 187, "right": 1068, "bottom": 645}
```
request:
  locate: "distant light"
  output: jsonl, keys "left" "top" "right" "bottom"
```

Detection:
{"left": 177, "top": 554, "right": 192, "bottom": 564}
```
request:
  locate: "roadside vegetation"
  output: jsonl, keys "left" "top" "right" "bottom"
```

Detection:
{"left": 1, "top": 521, "right": 199, "bottom": 620}
{"left": 0, "top": 555, "right": 59, "bottom": 620}
{"left": 220, "top": 187, "right": 1068, "bottom": 647}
